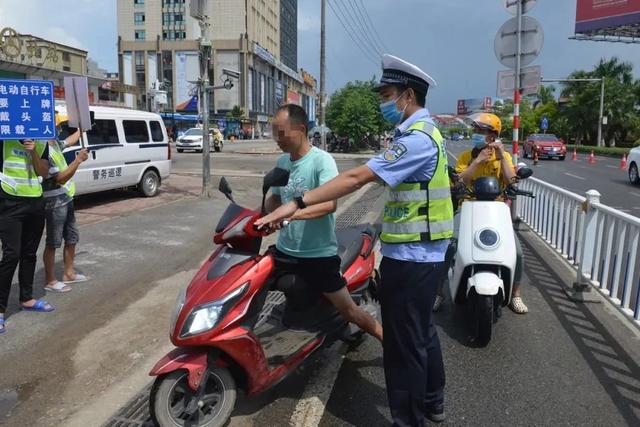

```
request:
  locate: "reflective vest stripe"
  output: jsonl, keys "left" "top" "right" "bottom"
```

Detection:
{"left": 382, "top": 219, "right": 455, "bottom": 235}
{"left": 0, "top": 172, "right": 17, "bottom": 190}
{"left": 4, "top": 161, "right": 27, "bottom": 170}
{"left": 43, "top": 186, "right": 69, "bottom": 197}
{"left": 387, "top": 187, "right": 451, "bottom": 202}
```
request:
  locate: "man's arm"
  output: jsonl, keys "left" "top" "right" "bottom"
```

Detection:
{"left": 23, "top": 140, "right": 49, "bottom": 177}
{"left": 62, "top": 130, "right": 82, "bottom": 148}
{"left": 255, "top": 165, "right": 377, "bottom": 228}
{"left": 459, "top": 148, "right": 491, "bottom": 187}
{"left": 290, "top": 200, "right": 337, "bottom": 221}
{"left": 55, "top": 149, "right": 89, "bottom": 185}
{"left": 265, "top": 194, "right": 282, "bottom": 213}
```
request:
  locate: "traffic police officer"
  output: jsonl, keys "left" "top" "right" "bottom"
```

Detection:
{"left": 0, "top": 138, "right": 53, "bottom": 333}
{"left": 256, "top": 54, "right": 454, "bottom": 426}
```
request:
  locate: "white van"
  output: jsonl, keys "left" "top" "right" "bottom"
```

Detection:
{"left": 59, "top": 106, "right": 171, "bottom": 197}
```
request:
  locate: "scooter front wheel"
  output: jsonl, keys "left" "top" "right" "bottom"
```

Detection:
{"left": 150, "top": 367, "right": 236, "bottom": 427}
{"left": 472, "top": 291, "right": 493, "bottom": 347}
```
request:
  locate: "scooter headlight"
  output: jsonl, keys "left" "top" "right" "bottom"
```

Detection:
{"left": 170, "top": 287, "right": 187, "bottom": 335}
{"left": 476, "top": 228, "right": 500, "bottom": 250}
{"left": 179, "top": 283, "right": 249, "bottom": 338}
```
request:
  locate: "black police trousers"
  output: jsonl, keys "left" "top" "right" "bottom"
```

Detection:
{"left": 0, "top": 197, "right": 46, "bottom": 312}
{"left": 379, "top": 257, "right": 446, "bottom": 427}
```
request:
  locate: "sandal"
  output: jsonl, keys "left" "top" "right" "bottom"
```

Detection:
{"left": 509, "top": 296, "right": 529, "bottom": 314}
{"left": 63, "top": 274, "right": 88, "bottom": 284}
{"left": 21, "top": 300, "right": 55, "bottom": 312}
{"left": 45, "top": 281, "right": 72, "bottom": 293}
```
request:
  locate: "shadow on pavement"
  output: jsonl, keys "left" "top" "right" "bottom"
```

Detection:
{"left": 520, "top": 235, "right": 640, "bottom": 425}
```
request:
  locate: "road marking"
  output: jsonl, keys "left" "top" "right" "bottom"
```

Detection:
{"left": 289, "top": 342, "right": 349, "bottom": 427}
{"left": 447, "top": 149, "right": 458, "bottom": 161}
{"left": 630, "top": 192, "right": 640, "bottom": 198}
{"left": 606, "top": 165, "right": 619, "bottom": 169}
{"left": 563, "top": 172, "right": 586, "bottom": 181}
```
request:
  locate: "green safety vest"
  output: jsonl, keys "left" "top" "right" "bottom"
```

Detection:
{"left": 45, "top": 142, "right": 75, "bottom": 198}
{"left": 380, "top": 120, "right": 454, "bottom": 244}
{"left": 0, "top": 140, "right": 46, "bottom": 198}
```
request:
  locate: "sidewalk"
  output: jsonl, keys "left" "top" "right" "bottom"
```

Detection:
{"left": 318, "top": 223, "right": 640, "bottom": 426}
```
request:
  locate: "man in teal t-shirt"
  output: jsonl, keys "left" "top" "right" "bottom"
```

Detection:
{"left": 265, "top": 104, "right": 382, "bottom": 343}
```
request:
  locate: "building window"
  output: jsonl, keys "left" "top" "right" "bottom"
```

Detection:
{"left": 134, "top": 0, "right": 144, "bottom": 6}
{"left": 62, "top": 52, "right": 71, "bottom": 62}
{"left": 135, "top": 30, "right": 146, "bottom": 40}
{"left": 63, "top": 66, "right": 71, "bottom": 71}
{"left": 174, "top": 13, "right": 183, "bottom": 22}
{"left": 134, "top": 12, "right": 145, "bottom": 25}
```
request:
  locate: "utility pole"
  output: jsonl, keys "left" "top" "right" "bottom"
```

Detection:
{"left": 512, "top": 0, "right": 523, "bottom": 165}
{"left": 193, "top": 0, "right": 212, "bottom": 197}
{"left": 597, "top": 78, "right": 605, "bottom": 147}
{"left": 319, "top": 0, "right": 326, "bottom": 150}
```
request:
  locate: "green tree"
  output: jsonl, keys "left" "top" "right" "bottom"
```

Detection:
{"left": 326, "top": 80, "right": 392, "bottom": 147}
{"left": 226, "top": 105, "right": 246, "bottom": 121}
{"left": 560, "top": 57, "right": 640, "bottom": 147}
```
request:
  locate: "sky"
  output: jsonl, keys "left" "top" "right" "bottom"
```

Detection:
{"left": 1, "top": 0, "right": 639, "bottom": 114}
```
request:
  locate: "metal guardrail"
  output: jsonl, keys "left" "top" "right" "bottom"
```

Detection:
{"left": 517, "top": 177, "right": 640, "bottom": 327}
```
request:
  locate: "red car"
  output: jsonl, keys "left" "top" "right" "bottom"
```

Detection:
{"left": 523, "top": 134, "right": 567, "bottom": 160}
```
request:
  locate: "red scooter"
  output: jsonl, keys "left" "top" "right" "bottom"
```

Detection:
{"left": 149, "top": 168, "right": 379, "bottom": 427}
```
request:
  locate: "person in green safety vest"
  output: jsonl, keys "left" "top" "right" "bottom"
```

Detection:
{"left": 42, "top": 121, "right": 89, "bottom": 293}
{"left": 0, "top": 138, "right": 53, "bottom": 334}
{"left": 257, "top": 54, "right": 453, "bottom": 425}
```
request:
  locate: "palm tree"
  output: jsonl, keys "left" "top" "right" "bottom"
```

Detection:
{"left": 536, "top": 85, "right": 556, "bottom": 105}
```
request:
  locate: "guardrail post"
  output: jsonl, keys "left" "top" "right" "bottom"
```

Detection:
{"left": 567, "top": 189, "right": 602, "bottom": 303}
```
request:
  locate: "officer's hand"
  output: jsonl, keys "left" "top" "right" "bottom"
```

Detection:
{"left": 22, "top": 139, "right": 36, "bottom": 152}
{"left": 76, "top": 149, "right": 89, "bottom": 163}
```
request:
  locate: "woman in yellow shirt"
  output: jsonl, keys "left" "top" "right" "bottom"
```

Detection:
{"left": 433, "top": 113, "right": 528, "bottom": 314}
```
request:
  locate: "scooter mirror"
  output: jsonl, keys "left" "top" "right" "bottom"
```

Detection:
{"left": 262, "top": 167, "right": 290, "bottom": 195}
{"left": 218, "top": 177, "right": 234, "bottom": 202}
{"left": 516, "top": 167, "right": 533, "bottom": 180}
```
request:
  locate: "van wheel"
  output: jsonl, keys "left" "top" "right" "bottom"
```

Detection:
{"left": 139, "top": 169, "right": 160, "bottom": 197}
{"left": 177, "top": 149, "right": 184, "bottom": 153}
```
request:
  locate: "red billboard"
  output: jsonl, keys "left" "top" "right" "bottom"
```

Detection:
{"left": 576, "top": 0, "right": 640, "bottom": 33}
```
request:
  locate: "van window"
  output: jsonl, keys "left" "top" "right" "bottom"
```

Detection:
{"left": 86, "top": 119, "right": 119, "bottom": 145}
{"left": 123, "top": 120, "right": 150, "bottom": 143}
{"left": 149, "top": 121, "right": 165, "bottom": 142}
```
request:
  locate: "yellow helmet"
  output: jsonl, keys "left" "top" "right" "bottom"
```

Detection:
{"left": 55, "top": 111, "right": 68, "bottom": 127}
{"left": 469, "top": 113, "right": 501, "bottom": 135}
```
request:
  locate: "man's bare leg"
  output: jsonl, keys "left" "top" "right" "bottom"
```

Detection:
{"left": 323, "top": 287, "right": 383, "bottom": 342}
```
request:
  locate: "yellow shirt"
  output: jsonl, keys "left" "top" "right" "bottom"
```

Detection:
{"left": 455, "top": 150, "right": 515, "bottom": 188}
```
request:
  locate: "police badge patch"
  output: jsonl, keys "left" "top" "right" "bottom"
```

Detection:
{"left": 382, "top": 143, "right": 407, "bottom": 163}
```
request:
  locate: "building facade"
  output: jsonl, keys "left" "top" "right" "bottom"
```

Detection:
{"left": 0, "top": 27, "right": 123, "bottom": 107}
{"left": 117, "top": 0, "right": 315, "bottom": 135}
{"left": 280, "top": 0, "right": 297, "bottom": 71}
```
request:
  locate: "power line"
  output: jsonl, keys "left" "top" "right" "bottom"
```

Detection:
{"left": 332, "top": 0, "right": 380, "bottom": 58}
{"left": 354, "top": 0, "right": 389, "bottom": 53}
{"left": 343, "top": 0, "right": 383, "bottom": 56}
{"left": 327, "top": 0, "right": 379, "bottom": 66}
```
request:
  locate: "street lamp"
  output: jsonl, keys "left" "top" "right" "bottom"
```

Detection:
{"left": 541, "top": 78, "right": 605, "bottom": 147}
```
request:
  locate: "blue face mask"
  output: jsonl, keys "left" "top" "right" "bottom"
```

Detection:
{"left": 472, "top": 133, "right": 488, "bottom": 149}
{"left": 379, "top": 91, "right": 407, "bottom": 125}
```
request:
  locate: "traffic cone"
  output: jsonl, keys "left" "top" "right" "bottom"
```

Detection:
{"left": 572, "top": 148, "right": 578, "bottom": 161}
{"left": 620, "top": 153, "right": 628, "bottom": 170}
{"left": 588, "top": 151, "right": 596, "bottom": 165}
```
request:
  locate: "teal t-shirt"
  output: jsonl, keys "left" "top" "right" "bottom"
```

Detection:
{"left": 272, "top": 147, "right": 339, "bottom": 258}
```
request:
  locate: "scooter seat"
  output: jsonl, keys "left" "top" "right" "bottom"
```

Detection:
{"left": 336, "top": 224, "right": 376, "bottom": 274}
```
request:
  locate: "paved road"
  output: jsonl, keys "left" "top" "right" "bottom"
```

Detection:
{"left": 446, "top": 140, "right": 640, "bottom": 217}
{"left": 2, "top": 149, "right": 639, "bottom": 427}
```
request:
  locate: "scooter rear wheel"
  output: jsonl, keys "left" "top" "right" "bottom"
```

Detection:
{"left": 150, "top": 367, "right": 236, "bottom": 427}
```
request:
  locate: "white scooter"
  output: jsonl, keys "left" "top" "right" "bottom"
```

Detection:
{"left": 447, "top": 167, "right": 534, "bottom": 347}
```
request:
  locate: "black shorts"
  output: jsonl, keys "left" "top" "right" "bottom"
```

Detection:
{"left": 272, "top": 248, "right": 346, "bottom": 294}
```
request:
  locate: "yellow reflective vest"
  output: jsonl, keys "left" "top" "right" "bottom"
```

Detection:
{"left": 0, "top": 140, "right": 46, "bottom": 198}
{"left": 380, "top": 120, "right": 454, "bottom": 243}
{"left": 44, "top": 142, "right": 75, "bottom": 198}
